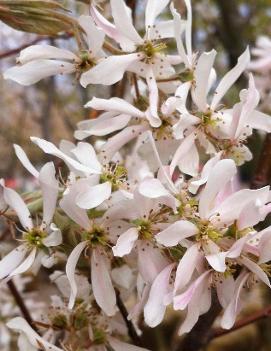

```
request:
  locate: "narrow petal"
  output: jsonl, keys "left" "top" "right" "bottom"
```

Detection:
{"left": 111, "top": 0, "right": 142, "bottom": 45}
{"left": 0, "top": 245, "right": 28, "bottom": 279}
{"left": 9, "top": 248, "right": 37, "bottom": 277}
{"left": 145, "top": 68, "right": 161, "bottom": 127}
{"left": 220, "top": 272, "right": 249, "bottom": 329}
{"left": 91, "top": 248, "right": 117, "bottom": 316}
{"left": 155, "top": 220, "right": 198, "bottom": 247}
{"left": 66, "top": 241, "right": 88, "bottom": 309}
{"left": 249, "top": 110, "right": 271, "bottom": 133}
{"left": 211, "top": 47, "right": 250, "bottom": 110}
{"left": 112, "top": 227, "right": 139, "bottom": 257}
{"left": 144, "top": 263, "right": 174, "bottom": 327}
{"left": 7, "top": 317, "right": 63, "bottom": 351}
{"left": 192, "top": 50, "right": 217, "bottom": 111}
{"left": 43, "top": 224, "right": 62, "bottom": 247}
{"left": 39, "top": 162, "right": 58, "bottom": 226}
{"left": 13, "top": 144, "right": 39, "bottom": 177}
{"left": 17, "top": 44, "right": 77, "bottom": 64}
{"left": 31, "top": 137, "right": 95, "bottom": 175}
{"left": 3, "top": 187, "right": 33, "bottom": 230}
{"left": 173, "top": 270, "right": 211, "bottom": 310}
{"left": 145, "top": 0, "right": 170, "bottom": 27}
{"left": 4, "top": 60, "right": 75, "bottom": 86}
{"left": 76, "top": 182, "right": 112, "bottom": 209}
{"left": 85, "top": 97, "right": 145, "bottom": 118}
{"left": 198, "top": 159, "right": 236, "bottom": 220}
{"left": 78, "top": 15, "right": 105, "bottom": 55}
{"left": 71, "top": 142, "right": 102, "bottom": 174}
{"left": 174, "top": 244, "right": 201, "bottom": 293}
{"left": 138, "top": 178, "right": 178, "bottom": 212}
{"left": 240, "top": 256, "right": 271, "bottom": 287}
{"left": 80, "top": 53, "right": 143, "bottom": 87}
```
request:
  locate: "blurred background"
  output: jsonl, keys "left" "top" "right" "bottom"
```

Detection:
{"left": 1, "top": 1, "right": 271, "bottom": 350}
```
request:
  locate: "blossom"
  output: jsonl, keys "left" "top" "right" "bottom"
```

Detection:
{"left": 0, "top": 157, "right": 61, "bottom": 279}
{"left": 4, "top": 16, "right": 105, "bottom": 86}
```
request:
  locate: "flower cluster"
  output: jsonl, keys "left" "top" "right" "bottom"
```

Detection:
{"left": 2, "top": 0, "right": 271, "bottom": 350}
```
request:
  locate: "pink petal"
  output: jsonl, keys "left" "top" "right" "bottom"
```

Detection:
{"left": 112, "top": 227, "right": 139, "bottom": 257}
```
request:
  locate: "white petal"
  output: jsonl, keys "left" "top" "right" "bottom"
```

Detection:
{"left": 170, "top": 132, "right": 197, "bottom": 176}
{"left": 43, "top": 224, "right": 62, "bottom": 247}
{"left": 4, "top": 60, "right": 75, "bottom": 86}
{"left": 145, "top": 68, "right": 161, "bottom": 127}
{"left": 198, "top": 159, "right": 236, "bottom": 220}
{"left": 101, "top": 125, "right": 148, "bottom": 162}
{"left": 137, "top": 241, "right": 169, "bottom": 283}
{"left": 111, "top": 0, "right": 142, "bottom": 45}
{"left": 108, "top": 337, "right": 150, "bottom": 351}
{"left": 78, "top": 15, "right": 105, "bottom": 55}
{"left": 9, "top": 248, "right": 37, "bottom": 277}
{"left": 241, "top": 256, "right": 271, "bottom": 287}
{"left": 144, "top": 263, "right": 174, "bottom": 327}
{"left": 176, "top": 142, "right": 199, "bottom": 177}
{"left": 85, "top": 97, "right": 145, "bottom": 118}
{"left": 13, "top": 144, "right": 39, "bottom": 177}
{"left": 173, "top": 270, "right": 211, "bottom": 310}
{"left": 249, "top": 110, "right": 271, "bottom": 133}
{"left": 112, "top": 227, "right": 139, "bottom": 257}
{"left": 183, "top": 0, "right": 193, "bottom": 62}
{"left": 145, "top": 0, "right": 170, "bottom": 28}
{"left": 156, "top": 220, "right": 198, "bottom": 247}
{"left": 39, "top": 162, "right": 58, "bottom": 226}
{"left": 66, "top": 241, "right": 88, "bottom": 309}
{"left": 17, "top": 44, "right": 77, "bottom": 64}
{"left": 31, "top": 137, "right": 95, "bottom": 175}
{"left": 3, "top": 187, "right": 33, "bottom": 230}
{"left": 80, "top": 53, "right": 143, "bottom": 87}
{"left": 75, "top": 113, "right": 131, "bottom": 139}
{"left": 0, "top": 245, "right": 28, "bottom": 279}
{"left": 174, "top": 244, "right": 201, "bottom": 293}
{"left": 138, "top": 178, "right": 178, "bottom": 212}
{"left": 91, "top": 248, "right": 117, "bottom": 316}
{"left": 192, "top": 50, "right": 217, "bottom": 111}
{"left": 71, "top": 142, "right": 102, "bottom": 173}
{"left": 211, "top": 47, "right": 250, "bottom": 110}
{"left": 7, "top": 317, "right": 63, "bottom": 351}
{"left": 220, "top": 272, "right": 249, "bottom": 329}
{"left": 76, "top": 182, "right": 111, "bottom": 209}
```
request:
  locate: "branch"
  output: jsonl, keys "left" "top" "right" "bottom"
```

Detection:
{"left": 211, "top": 305, "right": 271, "bottom": 339}
{"left": 7, "top": 279, "right": 39, "bottom": 332}
{"left": 0, "top": 33, "right": 72, "bottom": 60}
{"left": 115, "top": 289, "right": 143, "bottom": 347}
{"left": 251, "top": 133, "right": 271, "bottom": 189}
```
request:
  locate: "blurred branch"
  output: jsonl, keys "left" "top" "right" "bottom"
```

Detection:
{"left": 212, "top": 304, "right": 271, "bottom": 339}
{"left": 251, "top": 133, "right": 271, "bottom": 188}
{"left": 0, "top": 33, "right": 72, "bottom": 59}
{"left": 115, "top": 289, "right": 143, "bottom": 347}
{"left": 7, "top": 279, "right": 39, "bottom": 332}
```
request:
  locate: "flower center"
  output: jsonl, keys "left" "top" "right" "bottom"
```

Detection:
{"left": 100, "top": 164, "right": 128, "bottom": 191}
{"left": 197, "top": 222, "right": 222, "bottom": 242}
{"left": 132, "top": 219, "right": 153, "bottom": 240}
{"left": 77, "top": 50, "right": 96, "bottom": 72}
{"left": 23, "top": 228, "right": 46, "bottom": 248}
{"left": 138, "top": 40, "right": 167, "bottom": 61}
{"left": 82, "top": 225, "right": 108, "bottom": 247}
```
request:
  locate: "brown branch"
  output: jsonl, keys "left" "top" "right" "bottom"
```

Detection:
{"left": 251, "top": 133, "right": 271, "bottom": 189}
{"left": 211, "top": 305, "right": 271, "bottom": 339}
{"left": 115, "top": 289, "right": 143, "bottom": 347}
{"left": 7, "top": 279, "right": 39, "bottom": 332}
{"left": 0, "top": 33, "right": 72, "bottom": 60}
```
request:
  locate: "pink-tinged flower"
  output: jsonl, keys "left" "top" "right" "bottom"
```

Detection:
{"left": 7, "top": 317, "right": 63, "bottom": 351}
{"left": 0, "top": 157, "right": 61, "bottom": 279}
{"left": 170, "top": 47, "right": 250, "bottom": 176}
{"left": 4, "top": 16, "right": 105, "bottom": 86}
{"left": 156, "top": 159, "right": 271, "bottom": 274}
{"left": 249, "top": 36, "right": 271, "bottom": 72}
